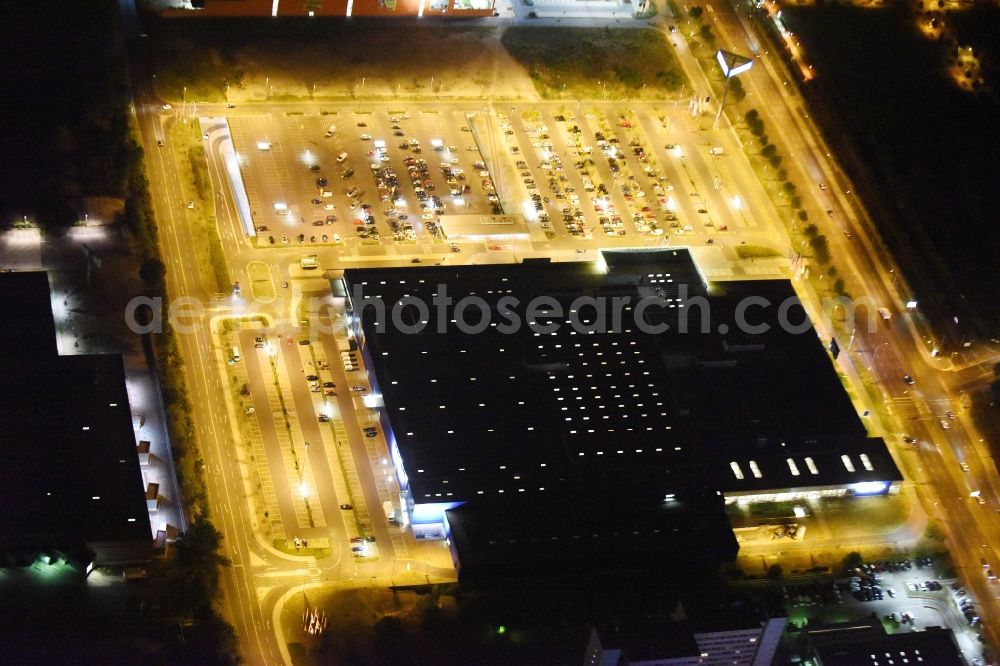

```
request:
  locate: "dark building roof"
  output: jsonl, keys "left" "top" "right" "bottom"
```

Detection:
{"left": 592, "top": 620, "right": 702, "bottom": 663}
{"left": 805, "top": 620, "right": 965, "bottom": 665}
{"left": 343, "top": 249, "right": 900, "bottom": 507}
{"left": 445, "top": 489, "right": 737, "bottom": 579}
{"left": 0, "top": 272, "right": 151, "bottom": 562}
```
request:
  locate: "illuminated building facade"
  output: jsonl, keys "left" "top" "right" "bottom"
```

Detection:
{"left": 164, "top": 0, "right": 496, "bottom": 19}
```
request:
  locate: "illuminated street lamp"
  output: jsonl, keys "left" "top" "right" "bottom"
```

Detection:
{"left": 713, "top": 50, "right": 754, "bottom": 130}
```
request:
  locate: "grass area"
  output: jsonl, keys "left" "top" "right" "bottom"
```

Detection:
{"left": 735, "top": 244, "right": 781, "bottom": 259}
{"left": 501, "top": 27, "right": 687, "bottom": 100}
{"left": 148, "top": 18, "right": 537, "bottom": 101}
{"left": 272, "top": 538, "right": 331, "bottom": 559}
{"left": 247, "top": 260, "right": 275, "bottom": 301}
{"left": 168, "top": 119, "right": 230, "bottom": 293}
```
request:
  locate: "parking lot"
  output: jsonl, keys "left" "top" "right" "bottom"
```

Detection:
{"left": 225, "top": 102, "right": 775, "bottom": 254}
{"left": 782, "top": 557, "right": 989, "bottom": 663}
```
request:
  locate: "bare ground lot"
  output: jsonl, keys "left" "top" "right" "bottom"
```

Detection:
{"left": 147, "top": 18, "right": 687, "bottom": 102}
{"left": 502, "top": 26, "right": 686, "bottom": 99}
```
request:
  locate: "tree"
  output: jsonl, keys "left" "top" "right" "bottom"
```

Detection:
{"left": 790, "top": 195, "right": 802, "bottom": 210}
{"left": 767, "top": 563, "right": 783, "bottom": 579}
{"left": 729, "top": 76, "right": 746, "bottom": 103}
{"left": 797, "top": 209, "right": 809, "bottom": 222}
{"left": 373, "top": 616, "right": 408, "bottom": 660}
{"left": 171, "top": 516, "right": 230, "bottom": 611}
{"left": 842, "top": 551, "right": 864, "bottom": 573}
{"left": 769, "top": 154, "right": 782, "bottom": 169}
{"left": 140, "top": 257, "right": 166, "bottom": 290}
{"left": 782, "top": 181, "right": 797, "bottom": 196}
{"left": 987, "top": 378, "right": 1000, "bottom": 406}
{"left": 809, "top": 235, "right": 830, "bottom": 264}
{"left": 833, "top": 279, "right": 846, "bottom": 295}
{"left": 690, "top": 5, "right": 704, "bottom": 18}
{"left": 761, "top": 143, "right": 777, "bottom": 158}
{"left": 803, "top": 223, "right": 819, "bottom": 238}
{"left": 745, "top": 111, "right": 765, "bottom": 136}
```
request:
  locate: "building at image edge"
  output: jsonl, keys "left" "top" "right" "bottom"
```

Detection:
{"left": 0, "top": 272, "right": 152, "bottom": 569}
{"left": 340, "top": 249, "right": 902, "bottom": 579}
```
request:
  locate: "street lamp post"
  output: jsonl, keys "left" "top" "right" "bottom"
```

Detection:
{"left": 713, "top": 50, "right": 754, "bottom": 130}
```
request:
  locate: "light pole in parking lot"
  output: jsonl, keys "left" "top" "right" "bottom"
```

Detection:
{"left": 713, "top": 50, "right": 754, "bottom": 131}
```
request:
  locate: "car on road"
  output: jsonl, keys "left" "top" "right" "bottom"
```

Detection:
{"left": 940, "top": 419, "right": 950, "bottom": 430}
{"left": 903, "top": 375, "right": 915, "bottom": 385}
{"left": 322, "top": 381, "right": 335, "bottom": 388}
{"left": 360, "top": 133, "right": 372, "bottom": 141}
{"left": 161, "top": 103, "right": 172, "bottom": 110}
{"left": 961, "top": 462, "right": 971, "bottom": 472}
{"left": 902, "top": 435, "right": 916, "bottom": 444}
{"left": 157, "top": 140, "right": 164, "bottom": 147}
{"left": 318, "top": 414, "right": 330, "bottom": 422}
{"left": 245, "top": 407, "right": 255, "bottom": 415}
{"left": 299, "top": 339, "right": 310, "bottom": 345}
{"left": 339, "top": 504, "right": 353, "bottom": 510}
{"left": 351, "top": 385, "right": 367, "bottom": 392}
{"left": 306, "top": 374, "right": 319, "bottom": 381}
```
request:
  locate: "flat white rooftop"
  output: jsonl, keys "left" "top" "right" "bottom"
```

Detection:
{"left": 438, "top": 214, "right": 529, "bottom": 241}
